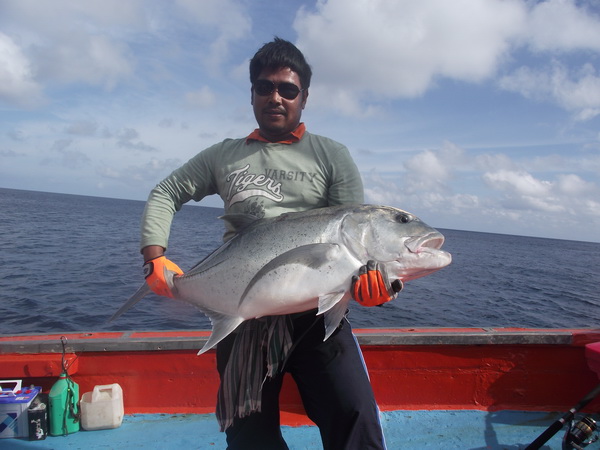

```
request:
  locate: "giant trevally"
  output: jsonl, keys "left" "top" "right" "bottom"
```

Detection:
{"left": 110, "top": 204, "right": 452, "bottom": 354}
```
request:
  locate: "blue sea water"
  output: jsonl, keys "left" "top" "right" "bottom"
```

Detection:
{"left": 1, "top": 187, "right": 599, "bottom": 335}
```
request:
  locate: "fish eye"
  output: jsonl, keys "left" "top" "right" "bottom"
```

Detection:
{"left": 396, "top": 213, "right": 413, "bottom": 224}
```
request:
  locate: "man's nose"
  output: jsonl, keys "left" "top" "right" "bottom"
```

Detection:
{"left": 267, "top": 88, "right": 283, "bottom": 103}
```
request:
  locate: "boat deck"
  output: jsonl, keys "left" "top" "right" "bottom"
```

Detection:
{"left": 8, "top": 409, "right": 595, "bottom": 449}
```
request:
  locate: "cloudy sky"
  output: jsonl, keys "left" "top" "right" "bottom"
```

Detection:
{"left": 1, "top": 0, "right": 599, "bottom": 242}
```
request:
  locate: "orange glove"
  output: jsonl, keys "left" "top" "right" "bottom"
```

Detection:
{"left": 352, "top": 260, "right": 403, "bottom": 307}
{"left": 143, "top": 256, "right": 183, "bottom": 298}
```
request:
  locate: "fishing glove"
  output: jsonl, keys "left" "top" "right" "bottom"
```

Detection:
{"left": 352, "top": 260, "right": 403, "bottom": 307}
{"left": 143, "top": 256, "right": 183, "bottom": 298}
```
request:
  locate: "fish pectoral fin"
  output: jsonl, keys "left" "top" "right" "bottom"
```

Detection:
{"left": 322, "top": 296, "right": 351, "bottom": 341}
{"left": 240, "top": 243, "right": 340, "bottom": 305}
{"left": 317, "top": 291, "right": 346, "bottom": 315}
{"left": 197, "top": 313, "right": 244, "bottom": 355}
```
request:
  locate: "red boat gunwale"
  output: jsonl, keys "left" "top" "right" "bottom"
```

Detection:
{"left": 2, "top": 328, "right": 599, "bottom": 427}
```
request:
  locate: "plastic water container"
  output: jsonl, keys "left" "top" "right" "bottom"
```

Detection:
{"left": 48, "top": 373, "right": 80, "bottom": 436}
{"left": 80, "top": 384, "right": 124, "bottom": 431}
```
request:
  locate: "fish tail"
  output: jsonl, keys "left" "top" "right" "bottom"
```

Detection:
{"left": 107, "top": 283, "right": 152, "bottom": 323}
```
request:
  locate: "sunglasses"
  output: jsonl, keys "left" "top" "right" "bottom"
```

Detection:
{"left": 253, "top": 79, "right": 305, "bottom": 100}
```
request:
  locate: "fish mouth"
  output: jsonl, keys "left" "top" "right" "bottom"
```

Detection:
{"left": 404, "top": 232, "right": 445, "bottom": 253}
{"left": 395, "top": 232, "right": 451, "bottom": 282}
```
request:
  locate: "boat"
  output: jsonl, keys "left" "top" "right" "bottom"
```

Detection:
{"left": 2, "top": 327, "right": 600, "bottom": 449}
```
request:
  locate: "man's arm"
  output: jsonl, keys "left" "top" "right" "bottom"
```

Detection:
{"left": 142, "top": 245, "right": 165, "bottom": 261}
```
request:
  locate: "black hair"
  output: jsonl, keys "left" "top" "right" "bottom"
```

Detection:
{"left": 249, "top": 37, "right": 312, "bottom": 89}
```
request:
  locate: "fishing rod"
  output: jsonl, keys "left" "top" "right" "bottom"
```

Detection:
{"left": 526, "top": 381, "right": 600, "bottom": 450}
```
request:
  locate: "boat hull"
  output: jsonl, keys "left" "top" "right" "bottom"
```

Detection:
{"left": 2, "top": 328, "right": 600, "bottom": 427}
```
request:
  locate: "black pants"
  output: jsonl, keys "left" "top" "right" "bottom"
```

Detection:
{"left": 216, "top": 313, "right": 386, "bottom": 450}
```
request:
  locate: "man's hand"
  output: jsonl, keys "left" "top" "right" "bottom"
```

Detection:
{"left": 351, "top": 260, "right": 403, "bottom": 307}
{"left": 143, "top": 256, "right": 183, "bottom": 298}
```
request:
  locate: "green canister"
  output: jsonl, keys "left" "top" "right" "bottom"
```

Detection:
{"left": 48, "top": 372, "right": 80, "bottom": 436}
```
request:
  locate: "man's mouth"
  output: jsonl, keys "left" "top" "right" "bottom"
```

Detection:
{"left": 264, "top": 108, "right": 286, "bottom": 116}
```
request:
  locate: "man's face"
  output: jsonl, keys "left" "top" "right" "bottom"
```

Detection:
{"left": 251, "top": 66, "right": 308, "bottom": 141}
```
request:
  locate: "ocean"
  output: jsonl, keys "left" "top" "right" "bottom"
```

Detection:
{"left": 1, "top": 187, "right": 599, "bottom": 335}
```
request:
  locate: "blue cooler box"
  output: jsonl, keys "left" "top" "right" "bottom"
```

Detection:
{"left": 0, "top": 380, "right": 42, "bottom": 439}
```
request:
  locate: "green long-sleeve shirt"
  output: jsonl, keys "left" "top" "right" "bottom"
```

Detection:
{"left": 141, "top": 130, "right": 364, "bottom": 248}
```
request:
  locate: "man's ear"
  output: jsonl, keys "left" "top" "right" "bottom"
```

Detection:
{"left": 301, "top": 89, "right": 309, "bottom": 109}
{"left": 250, "top": 87, "right": 254, "bottom": 105}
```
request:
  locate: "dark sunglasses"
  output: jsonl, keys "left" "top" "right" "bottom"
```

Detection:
{"left": 253, "top": 79, "right": 305, "bottom": 100}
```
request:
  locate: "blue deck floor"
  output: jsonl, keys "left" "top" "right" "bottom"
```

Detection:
{"left": 5, "top": 410, "right": 598, "bottom": 449}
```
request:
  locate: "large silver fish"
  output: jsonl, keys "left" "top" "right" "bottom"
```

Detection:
{"left": 110, "top": 204, "right": 451, "bottom": 354}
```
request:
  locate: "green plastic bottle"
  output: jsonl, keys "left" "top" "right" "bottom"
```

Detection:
{"left": 48, "top": 372, "right": 80, "bottom": 436}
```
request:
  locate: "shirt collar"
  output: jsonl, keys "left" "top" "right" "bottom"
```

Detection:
{"left": 246, "top": 123, "right": 306, "bottom": 145}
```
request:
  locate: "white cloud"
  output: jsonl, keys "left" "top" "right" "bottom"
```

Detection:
{"left": 525, "top": 0, "right": 600, "bottom": 52}
{"left": 475, "top": 153, "right": 519, "bottom": 172}
{"left": 482, "top": 168, "right": 600, "bottom": 216}
{"left": 97, "top": 157, "right": 183, "bottom": 187}
{"left": 402, "top": 150, "right": 452, "bottom": 193}
{"left": 483, "top": 169, "right": 552, "bottom": 198}
{"left": 295, "top": 0, "right": 526, "bottom": 114}
{"left": 556, "top": 173, "right": 596, "bottom": 196}
{"left": 174, "top": 0, "right": 252, "bottom": 73}
{"left": 0, "top": 0, "right": 251, "bottom": 106}
{"left": 499, "top": 61, "right": 600, "bottom": 121}
{"left": 1, "top": 0, "right": 145, "bottom": 88}
{"left": 32, "top": 34, "right": 134, "bottom": 90}
{"left": 293, "top": 0, "right": 600, "bottom": 119}
{"left": 401, "top": 141, "right": 467, "bottom": 193}
{"left": 361, "top": 140, "right": 600, "bottom": 240}
{"left": 0, "top": 32, "right": 43, "bottom": 107}
{"left": 363, "top": 142, "right": 479, "bottom": 221}
{"left": 363, "top": 166, "right": 480, "bottom": 222}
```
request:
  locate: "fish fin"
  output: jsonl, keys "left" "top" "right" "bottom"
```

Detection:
{"left": 197, "top": 313, "right": 244, "bottom": 355}
{"left": 323, "top": 297, "right": 350, "bottom": 341}
{"left": 317, "top": 291, "right": 346, "bottom": 315}
{"left": 240, "top": 243, "right": 340, "bottom": 304}
{"left": 219, "top": 213, "right": 261, "bottom": 232}
{"left": 107, "top": 283, "right": 152, "bottom": 323}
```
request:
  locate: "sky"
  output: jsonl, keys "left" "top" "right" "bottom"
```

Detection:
{"left": 1, "top": 0, "right": 599, "bottom": 243}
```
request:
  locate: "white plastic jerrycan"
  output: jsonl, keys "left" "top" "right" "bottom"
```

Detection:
{"left": 80, "top": 383, "right": 124, "bottom": 431}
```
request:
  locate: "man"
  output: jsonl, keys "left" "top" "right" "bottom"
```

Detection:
{"left": 140, "top": 38, "right": 401, "bottom": 449}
